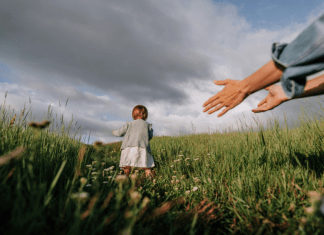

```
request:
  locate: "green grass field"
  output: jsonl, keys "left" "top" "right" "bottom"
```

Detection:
{"left": 1, "top": 100, "right": 324, "bottom": 235}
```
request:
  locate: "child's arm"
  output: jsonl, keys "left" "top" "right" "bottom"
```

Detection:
{"left": 112, "top": 122, "right": 129, "bottom": 137}
{"left": 148, "top": 124, "right": 153, "bottom": 140}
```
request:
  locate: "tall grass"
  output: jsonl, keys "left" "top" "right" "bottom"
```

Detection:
{"left": 1, "top": 97, "right": 324, "bottom": 234}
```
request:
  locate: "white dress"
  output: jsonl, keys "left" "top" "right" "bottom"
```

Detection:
{"left": 119, "top": 146, "right": 155, "bottom": 169}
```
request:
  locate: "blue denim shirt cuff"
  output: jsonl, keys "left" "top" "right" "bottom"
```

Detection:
{"left": 271, "top": 42, "right": 306, "bottom": 99}
{"left": 280, "top": 69, "right": 307, "bottom": 99}
{"left": 271, "top": 13, "right": 324, "bottom": 99}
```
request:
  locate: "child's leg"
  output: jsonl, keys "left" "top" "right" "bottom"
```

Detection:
{"left": 123, "top": 166, "right": 131, "bottom": 177}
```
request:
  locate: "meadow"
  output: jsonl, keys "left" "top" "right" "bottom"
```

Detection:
{"left": 1, "top": 99, "right": 324, "bottom": 234}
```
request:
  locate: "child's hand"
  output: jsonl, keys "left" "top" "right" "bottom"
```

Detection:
{"left": 252, "top": 85, "right": 288, "bottom": 113}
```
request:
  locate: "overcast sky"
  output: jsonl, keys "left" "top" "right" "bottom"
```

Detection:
{"left": 1, "top": 0, "right": 324, "bottom": 144}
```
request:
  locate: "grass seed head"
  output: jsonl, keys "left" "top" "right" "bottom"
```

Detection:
{"left": 9, "top": 115, "right": 16, "bottom": 127}
{"left": 0, "top": 147, "right": 25, "bottom": 166}
{"left": 19, "top": 108, "right": 25, "bottom": 119}
{"left": 93, "top": 141, "right": 103, "bottom": 148}
{"left": 28, "top": 120, "right": 51, "bottom": 129}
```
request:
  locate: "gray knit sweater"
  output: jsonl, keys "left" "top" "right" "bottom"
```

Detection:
{"left": 112, "top": 119, "right": 153, "bottom": 153}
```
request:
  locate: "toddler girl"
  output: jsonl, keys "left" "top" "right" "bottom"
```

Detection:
{"left": 112, "top": 105, "right": 155, "bottom": 178}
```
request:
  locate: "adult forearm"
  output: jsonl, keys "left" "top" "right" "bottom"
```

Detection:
{"left": 240, "top": 60, "right": 284, "bottom": 96}
{"left": 294, "top": 74, "right": 324, "bottom": 99}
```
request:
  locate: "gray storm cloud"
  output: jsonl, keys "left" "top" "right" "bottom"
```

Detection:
{"left": 0, "top": 0, "right": 215, "bottom": 105}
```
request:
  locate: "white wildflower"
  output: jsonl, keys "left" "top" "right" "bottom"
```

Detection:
{"left": 71, "top": 192, "right": 89, "bottom": 203}
{"left": 80, "top": 177, "right": 87, "bottom": 186}
{"left": 142, "top": 197, "right": 150, "bottom": 207}
{"left": 193, "top": 187, "right": 198, "bottom": 192}
{"left": 115, "top": 175, "right": 128, "bottom": 183}
{"left": 130, "top": 191, "right": 142, "bottom": 205}
{"left": 305, "top": 207, "right": 315, "bottom": 215}
{"left": 104, "top": 166, "right": 115, "bottom": 171}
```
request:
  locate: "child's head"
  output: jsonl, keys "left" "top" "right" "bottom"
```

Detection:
{"left": 132, "top": 105, "right": 148, "bottom": 120}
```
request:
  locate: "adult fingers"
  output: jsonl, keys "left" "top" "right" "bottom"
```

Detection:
{"left": 205, "top": 99, "right": 227, "bottom": 114}
{"left": 203, "top": 94, "right": 220, "bottom": 108}
{"left": 213, "top": 79, "right": 230, "bottom": 86}
{"left": 206, "top": 103, "right": 224, "bottom": 114}
{"left": 252, "top": 104, "right": 268, "bottom": 113}
{"left": 215, "top": 96, "right": 241, "bottom": 117}
{"left": 217, "top": 106, "right": 232, "bottom": 117}
{"left": 217, "top": 97, "right": 242, "bottom": 117}
{"left": 203, "top": 79, "right": 232, "bottom": 107}
{"left": 203, "top": 97, "right": 224, "bottom": 112}
{"left": 257, "top": 97, "right": 267, "bottom": 107}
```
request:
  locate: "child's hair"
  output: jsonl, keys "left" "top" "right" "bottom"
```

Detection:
{"left": 132, "top": 105, "right": 148, "bottom": 120}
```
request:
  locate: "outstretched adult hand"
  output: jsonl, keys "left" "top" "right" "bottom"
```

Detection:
{"left": 252, "top": 85, "right": 288, "bottom": 113}
{"left": 202, "top": 79, "right": 249, "bottom": 117}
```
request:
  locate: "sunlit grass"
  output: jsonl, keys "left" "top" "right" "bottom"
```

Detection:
{"left": 1, "top": 96, "right": 324, "bottom": 234}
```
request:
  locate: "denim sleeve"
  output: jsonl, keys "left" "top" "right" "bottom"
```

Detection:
{"left": 148, "top": 124, "right": 153, "bottom": 140}
{"left": 112, "top": 121, "right": 129, "bottom": 137}
{"left": 271, "top": 13, "right": 324, "bottom": 99}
